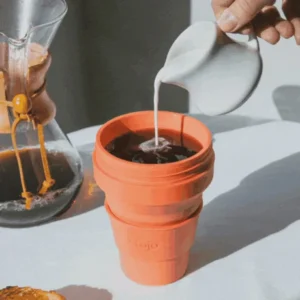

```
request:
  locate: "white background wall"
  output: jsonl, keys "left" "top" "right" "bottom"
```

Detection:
{"left": 48, "top": 0, "right": 190, "bottom": 133}
{"left": 49, "top": 0, "right": 300, "bottom": 132}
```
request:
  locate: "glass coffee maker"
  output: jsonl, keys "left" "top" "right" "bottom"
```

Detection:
{"left": 0, "top": 0, "right": 83, "bottom": 227}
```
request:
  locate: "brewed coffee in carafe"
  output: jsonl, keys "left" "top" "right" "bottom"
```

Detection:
{"left": 0, "top": 0, "right": 83, "bottom": 227}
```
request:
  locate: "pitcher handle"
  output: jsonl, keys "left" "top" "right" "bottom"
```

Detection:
{"left": 243, "top": 22, "right": 259, "bottom": 51}
{"left": 223, "top": 27, "right": 260, "bottom": 52}
{"left": 246, "top": 32, "right": 259, "bottom": 51}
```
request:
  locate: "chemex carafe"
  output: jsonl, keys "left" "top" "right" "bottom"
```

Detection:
{"left": 0, "top": 0, "right": 83, "bottom": 227}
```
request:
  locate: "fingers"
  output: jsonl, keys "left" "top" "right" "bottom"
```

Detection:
{"left": 252, "top": 8, "right": 280, "bottom": 44}
{"left": 252, "top": 6, "right": 294, "bottom": 44}
{"left": 212, "top": 0, "right": 298, "bottom": 45}
{"left": 212, "top": 0, "right": 275, "bottom": 32}
{"left": 282, "top": 0, "right": 300, "bottom": 44}
{"left": 275, "top": 18, "right": 294, "bottom": 39}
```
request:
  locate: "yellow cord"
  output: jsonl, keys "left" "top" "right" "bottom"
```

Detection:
{"left": 11, "top": 118, "right": 33, "bottom": 210}
{"left": 37, "top": 123, "right": 55, "bottom": 195}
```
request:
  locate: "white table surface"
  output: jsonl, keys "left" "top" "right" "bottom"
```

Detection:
{"left": 1, "top": 118, "right": 300, "bottom": 300}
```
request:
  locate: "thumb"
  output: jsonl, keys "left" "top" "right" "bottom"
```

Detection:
{"left": 217, "top": 0, "right": 275, "bottom": 32}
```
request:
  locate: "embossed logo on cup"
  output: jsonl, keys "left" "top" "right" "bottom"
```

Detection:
{"left": 128, "top": 237, "right": 159, "bottom": 251}
{"left": 136, "top": 241, "right": 159, "bottom": 251}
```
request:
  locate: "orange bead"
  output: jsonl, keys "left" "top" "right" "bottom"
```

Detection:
{"left": 12, "top": 94, "right": 30, "bottom": 114}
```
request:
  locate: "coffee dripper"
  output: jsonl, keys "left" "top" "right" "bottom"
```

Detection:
{"left": 0, "top": 0, "right": 83, "bottom": 227}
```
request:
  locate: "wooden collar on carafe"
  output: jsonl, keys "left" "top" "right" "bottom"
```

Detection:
{"left": 0, "top": 47, "right": 55, "bottom": 210}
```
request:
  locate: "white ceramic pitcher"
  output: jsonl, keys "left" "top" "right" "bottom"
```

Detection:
{"left": 156, "top": 21, "right": 263, "bottom": 116}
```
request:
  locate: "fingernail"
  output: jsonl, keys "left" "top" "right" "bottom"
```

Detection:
{"left": 217, "top": 9, "right": 238, "bottom": 32}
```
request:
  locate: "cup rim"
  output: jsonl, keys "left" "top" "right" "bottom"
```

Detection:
{"left": 95, "top": 111, "right": 213, "bottom": 175}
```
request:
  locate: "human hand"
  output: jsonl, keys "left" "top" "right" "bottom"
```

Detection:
{"left": 212, "top": 0, "right": 300, "bottom": 44}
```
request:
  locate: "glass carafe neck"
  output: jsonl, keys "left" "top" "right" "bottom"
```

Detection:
{"left": 7, "top": 39, "right": 28, "bottom": 100}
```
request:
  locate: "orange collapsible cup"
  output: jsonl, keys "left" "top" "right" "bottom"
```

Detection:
{"left": 93, "top": 111, "right": 215, "bottom": 226}
{"left": 105, "top": 201, "right": 202, "bottom": 286}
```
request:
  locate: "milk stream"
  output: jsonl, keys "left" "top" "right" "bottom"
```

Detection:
{"left": 153, "top": 76, "right": 161, "bottom": 147}
{"left": 153, "top": 65, "right": 179, "bottom": 147}
{"left": 153, "top": 49, "right": 193, "bottom": 147}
